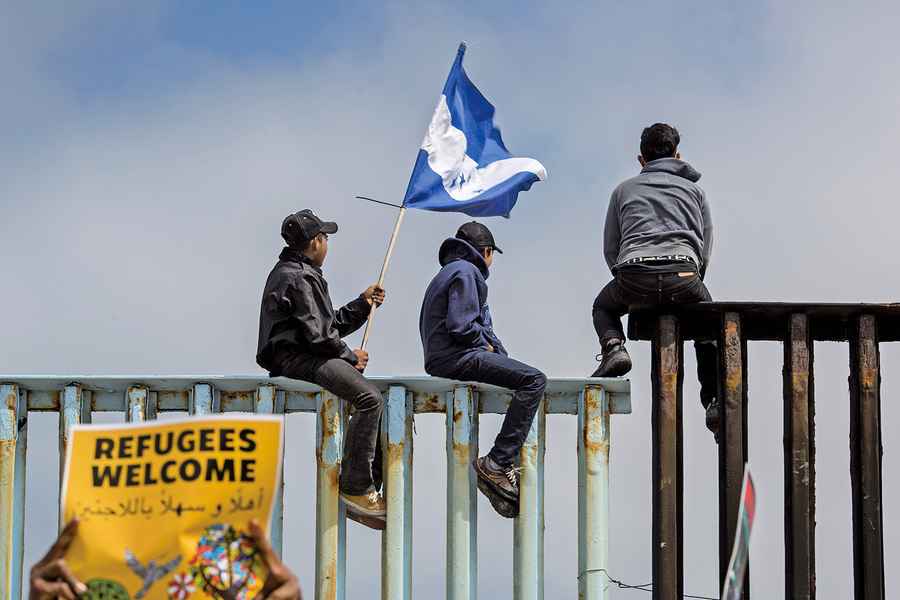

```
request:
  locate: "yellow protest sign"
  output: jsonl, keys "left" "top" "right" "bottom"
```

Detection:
{"left": 61, "top": 415, "right": 284, "bottom": 600}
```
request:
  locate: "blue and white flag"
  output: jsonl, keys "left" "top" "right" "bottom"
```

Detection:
{"left": 402, "top": 43, "right": 547, "bottom": 218}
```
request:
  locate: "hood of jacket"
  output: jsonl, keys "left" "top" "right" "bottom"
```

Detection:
{"left": 640, "top": 157, "right": 701, "bottom": 182}
{"left": 438, "top": 237, "right": 490, "bottom": 279}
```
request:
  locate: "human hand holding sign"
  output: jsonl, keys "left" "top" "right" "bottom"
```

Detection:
{"left": 248, "top": 520, "right": 302, "bottom": 600}
{"left": 29, "top": 519, "right": 87, "bottom": 600}
{"left": 362, "top": 284, "right": 386, "bottom": 307}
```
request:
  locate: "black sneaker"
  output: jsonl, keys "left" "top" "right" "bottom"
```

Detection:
{"left": 705, "top": 399, "right": 721, "bottom": 443}
{"left": 591, "top": 340, "right": 632, "bottom": 377}
{"left": 473, "top": 456, "right": 519, "bottom": 502}
{"left": 477, "top": 475, "right": 519, "bottom": 518}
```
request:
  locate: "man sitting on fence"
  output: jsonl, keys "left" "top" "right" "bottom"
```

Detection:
{"left": 257, "top": 209, "right": 388, "bottom": 527}
{"left": 420, "top": 222, "right": 547, "bottom": 518}
{"left": 591, "top": 123, "right": 719, "bottom": 439}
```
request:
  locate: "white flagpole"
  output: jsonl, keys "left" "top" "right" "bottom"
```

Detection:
{"left": 360, "top": 206, "right": 406, "bottom": 350}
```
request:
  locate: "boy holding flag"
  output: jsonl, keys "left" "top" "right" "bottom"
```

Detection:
{"left": 256, "top": 209, "right": 388, "bottom": 527}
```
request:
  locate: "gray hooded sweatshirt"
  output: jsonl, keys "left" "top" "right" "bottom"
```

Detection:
{"left": 604, "top": 158, "right": 712, "bottom": 276}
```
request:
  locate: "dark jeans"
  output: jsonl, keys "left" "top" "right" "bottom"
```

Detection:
{"left": 272, "top": 346, "right": 383, "bottom": 495}
{"left": 431, "top": 351, "right": 547, "bottom": 468}
{"left": 592, "top": 268, "right": 718, "bottom": 406}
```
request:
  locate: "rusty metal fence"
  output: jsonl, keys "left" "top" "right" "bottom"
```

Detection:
{"left": 629, "top": 302, "right": 900, "bottom": 600}
{"left": 0, "top": 376, "right": 630, "bottom": 600}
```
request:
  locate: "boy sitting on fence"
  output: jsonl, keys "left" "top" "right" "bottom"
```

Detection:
{"left": 256, "top": 209, "right": 388, "bottom": 528}
{"left": 420, "top": 222, "right": 547, "bottom": 518}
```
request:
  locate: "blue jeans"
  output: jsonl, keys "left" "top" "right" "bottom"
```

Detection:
{"left": 431, "top": 351, "right": 547, "bottom": 467}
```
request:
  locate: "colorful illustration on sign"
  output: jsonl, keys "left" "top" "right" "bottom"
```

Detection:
{"left": 188, "top": 524, "right": 265, "bottom": 599}
{"left": 166, "top": 572, "right": 196, "bottom": 600}
{"left": 85, "top": 578, "right": 131, "bottom": 599}
{"left": 125, "top": 549, "right": 182, "bottom": 599}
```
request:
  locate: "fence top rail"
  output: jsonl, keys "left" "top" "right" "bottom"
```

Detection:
{"left": 628, "top": 301, "right": 900, "bottom": 342}
{"left": 0, "top": 375, "right": 631, "bottom": 416}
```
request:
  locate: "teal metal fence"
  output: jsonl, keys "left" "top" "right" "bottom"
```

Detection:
{"left": 0, "top": 376, "right": 630, "bottom": 600}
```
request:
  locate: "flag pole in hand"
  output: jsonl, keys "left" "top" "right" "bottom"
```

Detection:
{"left": 361, "top": 205, "right": 406, "bottom": 350}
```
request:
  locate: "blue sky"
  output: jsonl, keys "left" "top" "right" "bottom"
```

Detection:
{"left": 3, "top": 1, "right": 900, "bottom": 598}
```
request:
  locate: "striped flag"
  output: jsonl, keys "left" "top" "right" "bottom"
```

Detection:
{"left": 721, "top": 465, "right": 756, "bottom": 600}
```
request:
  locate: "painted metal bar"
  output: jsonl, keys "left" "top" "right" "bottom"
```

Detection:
{"left": 190, "top": 383, "right": 219, "bottom": 415}
{"left": 316, "top": 392, "right": 346, "bottom": 600}
{"left": 382, "top": 385, "right": 414, "bottom": 600}
{"left": 515, "top": 396, "right": 545, "bottom": 600}
{"left": 125, "top": 385, "right": 155, "bottom": 422}
{"left": 447, "top": 385, "right": 478, "bottom": 600}
{"left": 256, "top": 384, "right": 285, "bottom": 558}
{"left": 783, "top": 314, "right": 816, "bottom": 600}
{"left": 651, "top": 315, "right": 683, "bottom": 600}
{"left": 59, "top": 383, "right": 90, "bottom": 529}
{"left": 849, "top": 315, "right": 885, "bottom": 600}
{"left": 718, "top": 312, "right": 749, "bottom": 596}
{"left": 1, "top": 384, "right": 27, "bottom": 600}
{"left": 16, "top": 377, "right": 631, "bottom": 414}
{"left": 578, "top": 387, "right": 609, "bottom": 600}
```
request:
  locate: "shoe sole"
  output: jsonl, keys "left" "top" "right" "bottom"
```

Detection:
{"left": 346, "top": 507, "right": 386, "bottom": 530}
{"left": 471, "top": 458, "right": 519, "bottom": 504}
{"left": 340, "top": 495, "right": 386, "bottom": 518}
{"left": 591, "top": 355, "right": 633, "bottom": 378}
{"left": 476, "top": 477, "right": 519, "bottom": 518}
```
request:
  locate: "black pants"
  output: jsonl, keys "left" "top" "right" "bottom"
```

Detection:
{"left": 431, "top": 351, "right": 547, "bottom": 468}
{"left": 592, "top": 268, "right": 718, "bottom": 406}
{"left": 272, "top": 347, "right": 383, "bottom": 495}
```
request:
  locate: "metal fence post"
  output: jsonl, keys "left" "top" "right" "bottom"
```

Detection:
{"left": 849, "top": 315, "right": 885, "bottom": 600}
{"left": 382, "top": 385, "right": 413, "bottom": 600}
{"left": 784, "top": 314, "right": 816, "bottom": 599}
{"left": 718, "top": 312, "right": 749, "bottom": 596}
{"left": 578, "top": 386, "right": 609, "bottom": 600}
{"left": 125, "top": 385, "right": 154, "bottom": 422}
{"left": 59, "top": 383, "right": 90, "bottom": 529}
{"left": 447, "top": 385, "right": 478, "bottom": 600}
{"left": 515, "top": 396, "right": 545, "bottom": 600}
{"left": 316, "top": 392, "right": 346, "bottom": 600}
{"left": 651, "top": 316, "right": 683, "bottom": 600}
{"left": 256, "top": 384, "right": 285, "bottom": 558}
{"left": 190, "top": 383, "right": 219, "bottom": 415}
{"left": 1, "top": 384, "right": 27, "bottom": 600}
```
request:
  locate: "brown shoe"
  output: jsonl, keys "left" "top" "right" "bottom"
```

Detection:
{"left": 472, "top": 456, "right": 519, "bottom": 504}
{"left": 340, "top": 489, "right": 386, "bottom": 518}
{"left": 346, "top": 505, "right": 386, "bottom": 530}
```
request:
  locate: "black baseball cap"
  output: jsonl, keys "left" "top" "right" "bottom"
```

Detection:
{"left": 281, "top": 209, "right": 338, "bottom": 246}
{"left": 455, "top": 221, "right": 503, "bottom": 254}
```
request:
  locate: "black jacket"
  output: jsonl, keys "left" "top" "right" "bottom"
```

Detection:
{"left": 419, "top": 238, "right": 507, "bottom": 374}
{"left": 256, "top": 247, "right": 371, "bottom": 373}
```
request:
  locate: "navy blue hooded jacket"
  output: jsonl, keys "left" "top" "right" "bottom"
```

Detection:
{"left": 420, "top": 237, "right": 507, "bottom": 374}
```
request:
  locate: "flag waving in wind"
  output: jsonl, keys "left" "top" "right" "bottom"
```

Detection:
{"left": 358, "top": 43, "right": 546, "bottom": 349}
{"left": 402, "top": 43, "right": 547, "bottom": 218}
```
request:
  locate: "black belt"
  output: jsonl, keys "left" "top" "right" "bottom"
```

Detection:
{"left": 622, "top": 254, "right": 696, "bottom": 265}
